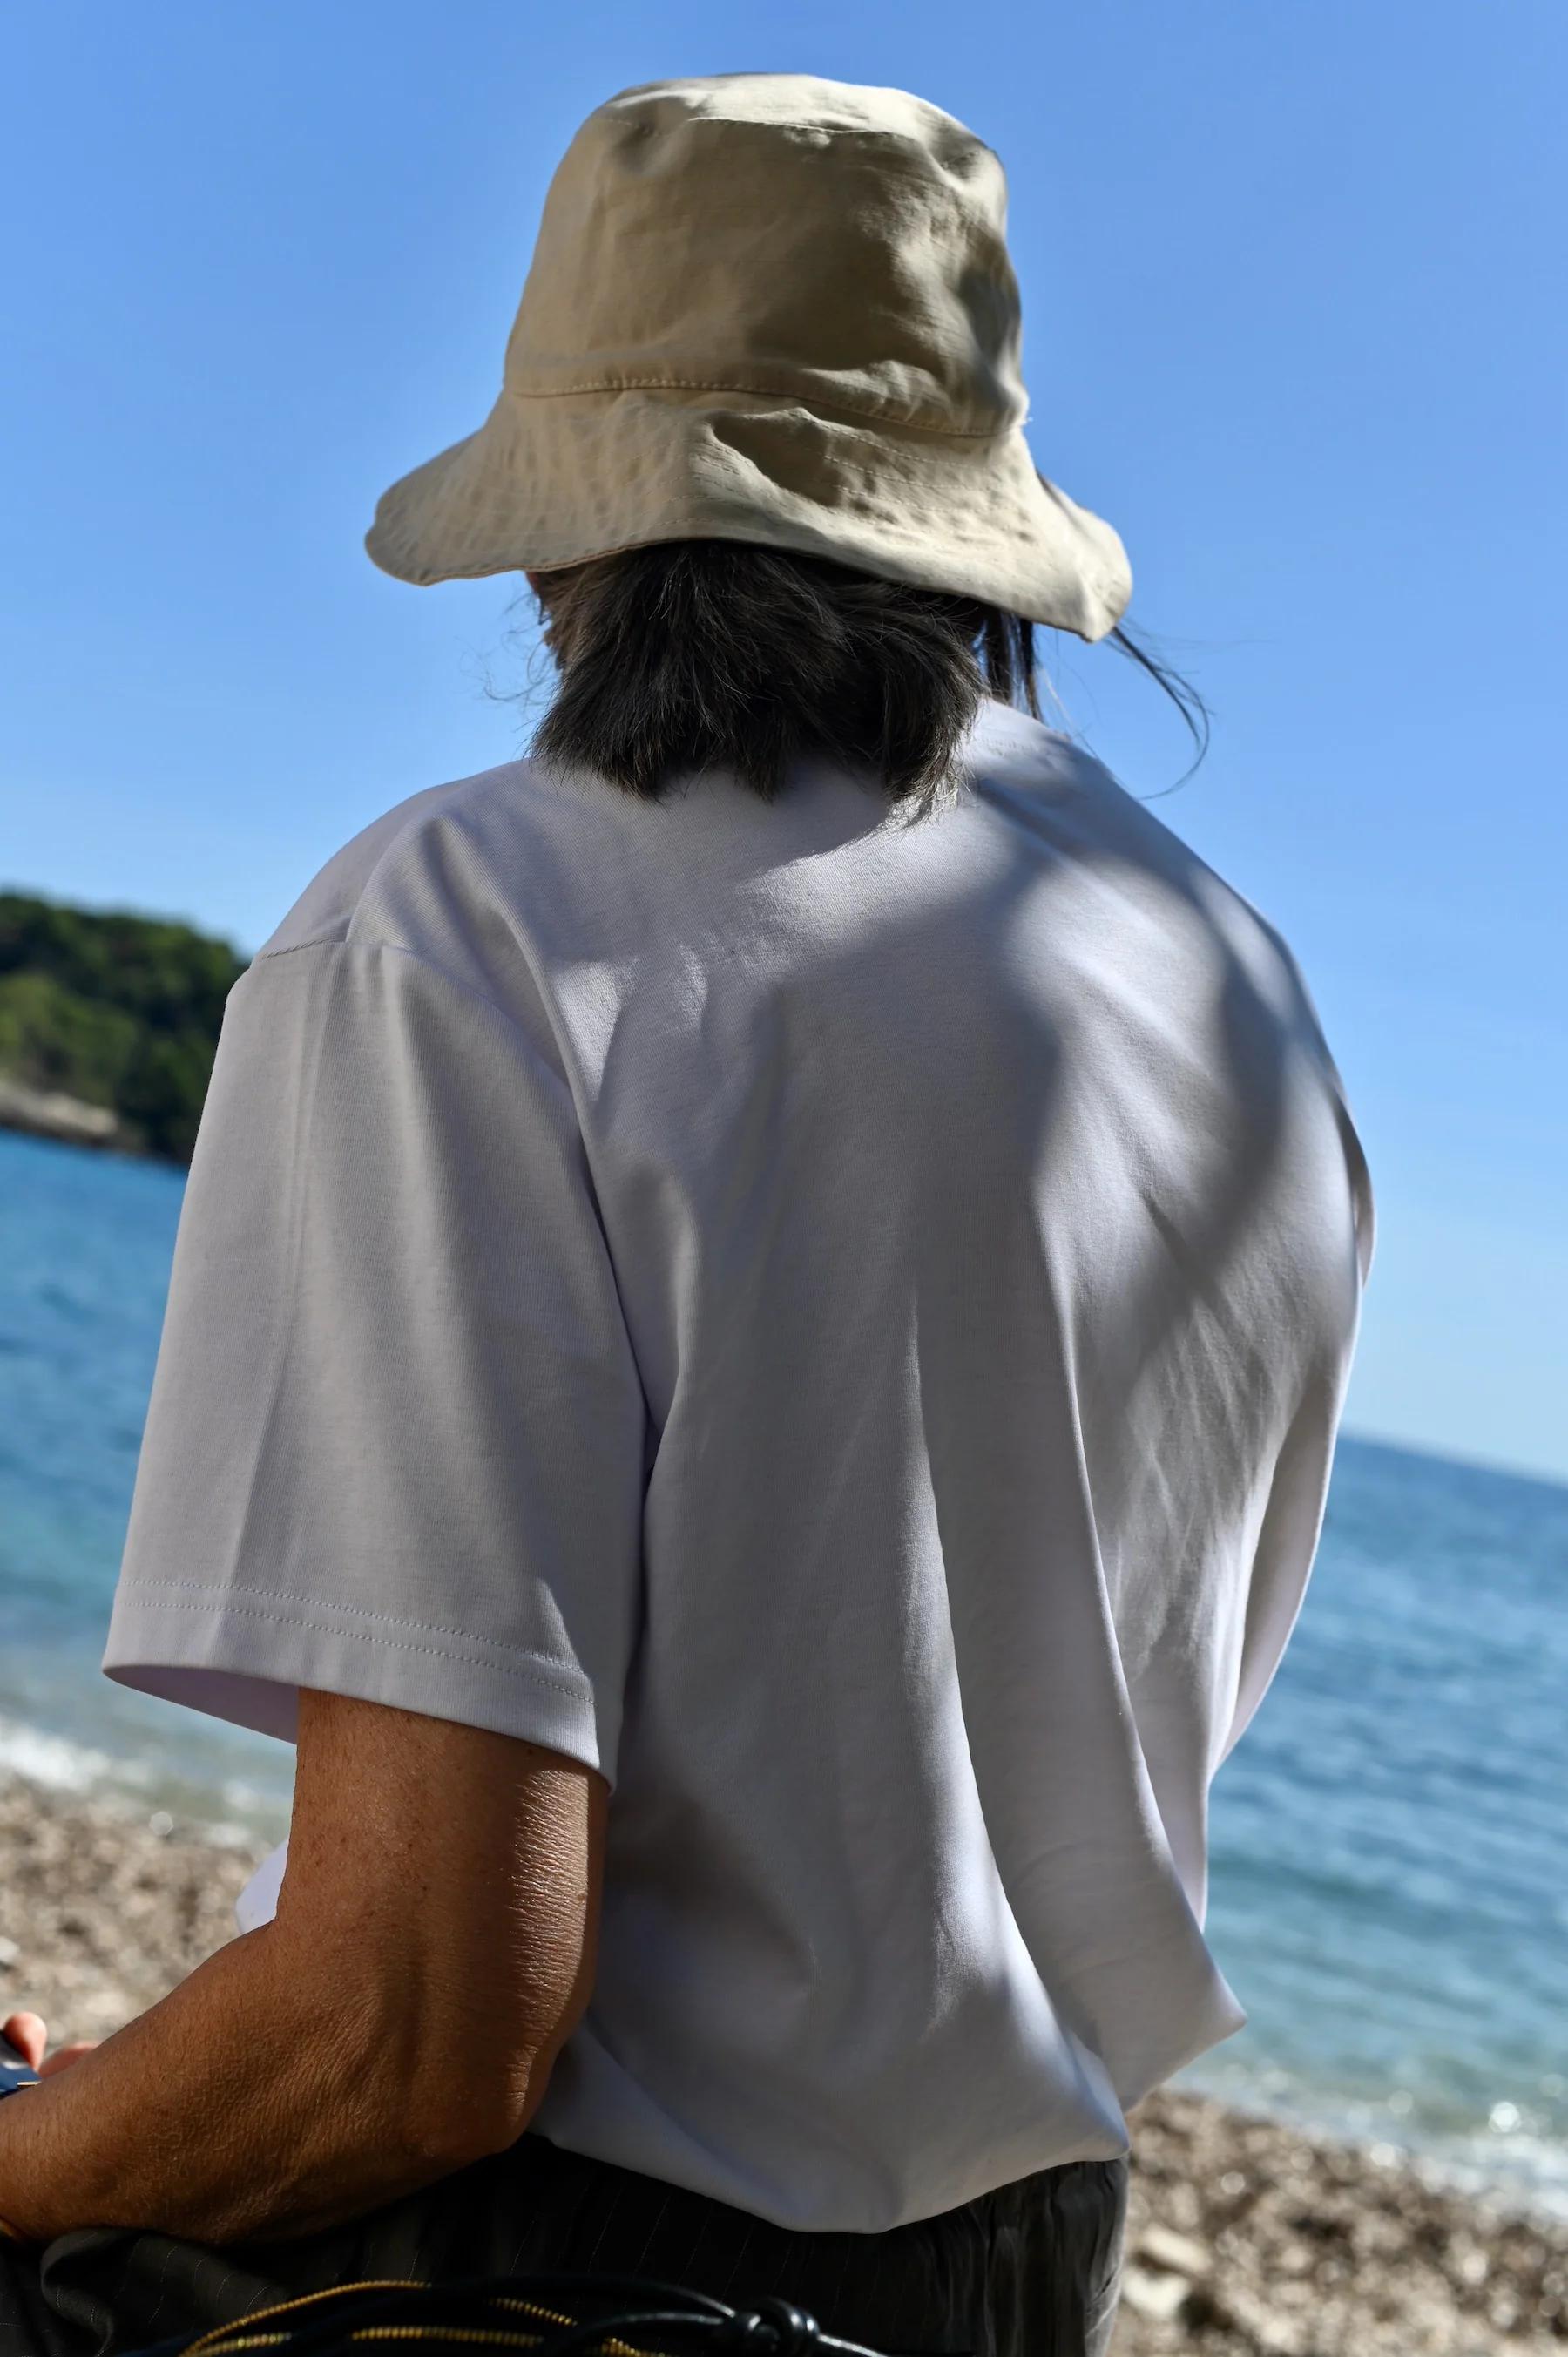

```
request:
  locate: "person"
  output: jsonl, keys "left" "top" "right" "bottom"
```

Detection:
{"left": 0, "top": 71, "right": 1373, "bottom": 2357}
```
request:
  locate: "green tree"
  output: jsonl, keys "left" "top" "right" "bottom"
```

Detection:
{"left": 0, "top": 891, "right": 246, "bottom": 1162}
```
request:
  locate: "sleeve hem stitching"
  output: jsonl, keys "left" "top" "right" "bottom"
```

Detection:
{"left": 113, "top": 1583, "right": 595, "bottom": 1702}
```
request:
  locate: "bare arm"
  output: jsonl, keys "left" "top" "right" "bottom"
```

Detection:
{"left": 0, "top": 1690, "right": 606, "bottom": 2244}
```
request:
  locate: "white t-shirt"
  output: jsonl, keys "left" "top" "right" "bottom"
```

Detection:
{"left": 105, "top": 698, "right": 1373, "bottom": 2232}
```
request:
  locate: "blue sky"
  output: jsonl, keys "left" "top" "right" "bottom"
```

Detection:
{"left": 4, "top": 1, "right": 1565, "bottom": 1481}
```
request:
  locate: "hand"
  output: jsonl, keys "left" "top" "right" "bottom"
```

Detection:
{"left": 3, "top": 2012, "right": 99, "bottom": 2079}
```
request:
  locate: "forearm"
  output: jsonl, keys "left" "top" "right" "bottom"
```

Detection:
{"left": 0, "top": 1923, "right": 521, "bottom": 2245}
{"left": 0, "top": 1701, "right": 601, "bottom": 2247}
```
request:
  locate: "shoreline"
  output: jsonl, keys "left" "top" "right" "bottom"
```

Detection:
{"left": 2, "top": 1772, "right": 1564, "bottom": 2353}
{"left": 0, "top": 1085, "right": 188, "bottom": 1167}
{"left": 0, "top": 1081, "right": 137, "bottom": 1157}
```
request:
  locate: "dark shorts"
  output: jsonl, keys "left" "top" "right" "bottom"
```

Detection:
{"left": 2, "top": 2133, "right": 1128, "bottom": 2357}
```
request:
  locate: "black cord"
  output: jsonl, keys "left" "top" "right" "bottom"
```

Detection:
{"left": 127, "top": 2268, "right": 954, "bottom": 2357}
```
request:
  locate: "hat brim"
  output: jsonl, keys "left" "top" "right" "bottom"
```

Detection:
{"left": 364, "top": 386, "right": 1132, "bottom": 644}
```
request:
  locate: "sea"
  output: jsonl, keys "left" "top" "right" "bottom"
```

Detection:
{"left": 2, "top": 1125, "right": 1565, "bottom": 2219}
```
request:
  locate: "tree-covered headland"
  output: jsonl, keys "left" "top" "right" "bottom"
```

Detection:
{"left": 0, "top": 891, "right": 246, "bottom": 1163}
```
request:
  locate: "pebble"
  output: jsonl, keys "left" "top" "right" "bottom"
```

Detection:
{"left": 1120, "top": 2265, "right": 1191, "bottom": 2323}
{"left": 1136, "top": 2223, "right": 1212, "bottom": 2279}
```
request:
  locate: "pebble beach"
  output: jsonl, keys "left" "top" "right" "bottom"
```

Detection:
{"left": 2, "top": 1773, "right": 1564, "bottom": 2356}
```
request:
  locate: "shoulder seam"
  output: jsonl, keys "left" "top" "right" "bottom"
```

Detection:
{"left": 254, "top": 758, "right": 540, "bottom": 963}
{"left": 242, "top": 933, "right": 549, "bottom": 1051}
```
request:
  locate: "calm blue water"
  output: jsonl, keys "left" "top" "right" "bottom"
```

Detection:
{"left": 2, "top": 1126, "right": 1565, "bottom": 2214}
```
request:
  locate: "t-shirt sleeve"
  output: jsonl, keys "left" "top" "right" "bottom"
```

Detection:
{"left": 103, "top": 937, "right": 649, "bottom": 1785}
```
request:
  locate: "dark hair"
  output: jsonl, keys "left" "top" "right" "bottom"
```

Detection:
{"left": 528, "top": 539, "right": 1206, "bottom": 819}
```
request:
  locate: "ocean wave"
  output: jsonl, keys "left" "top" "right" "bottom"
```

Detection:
{"left": 1184, "top": 2053, "right": 1568, "bottom": 2223}
{"left": 0, "top": 1711, "right": 286, "bottom": 1841}
{"left": 0, "top": 1715, "right": 152, "bottom": 1796}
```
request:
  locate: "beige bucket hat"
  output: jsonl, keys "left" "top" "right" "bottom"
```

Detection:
{"left": 366, "top": 73, "right": 1132, "bottom": 641}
